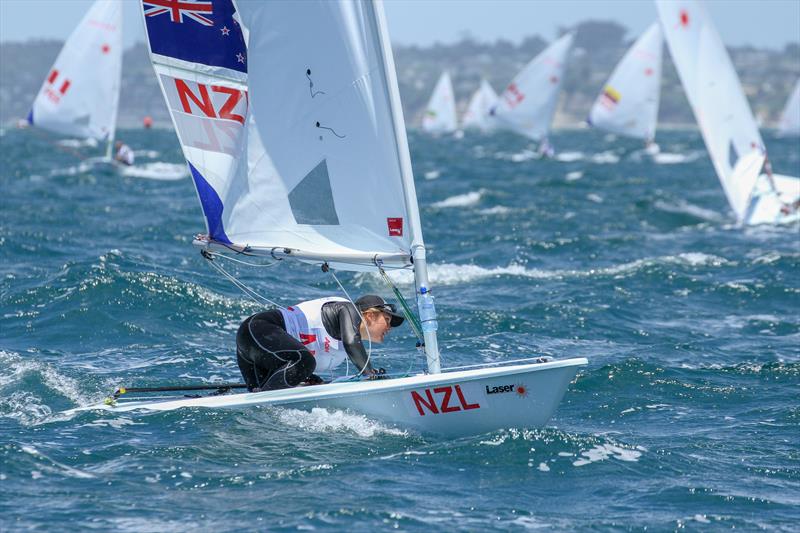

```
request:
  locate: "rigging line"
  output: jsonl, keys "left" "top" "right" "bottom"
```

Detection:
{"left": 378, "top": 267, "right": 424, "bottom": 342}
{"left": 203, "top": 254, "right": 285, "bottom": 310}
{"left": 327, "top": 266, "right": 372, "bottom": 379}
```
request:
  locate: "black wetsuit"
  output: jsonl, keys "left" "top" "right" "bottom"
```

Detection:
{"left": 236, "top": 301, "right": 373, "bottom": 391}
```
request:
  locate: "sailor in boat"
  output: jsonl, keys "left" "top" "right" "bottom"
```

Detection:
{"left": 114, "top": 141, "right": 135, "bottom": 166}
{"left": 236, "top": 295, "right": 405, "bottom": 391}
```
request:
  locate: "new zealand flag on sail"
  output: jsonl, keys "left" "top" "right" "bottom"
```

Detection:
{"left": 143, "top": 0, "right": 246, "bottom": 73}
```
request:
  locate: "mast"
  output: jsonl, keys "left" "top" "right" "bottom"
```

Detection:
{"left": 372, "top": 0, "right": 441, "bottom": 373}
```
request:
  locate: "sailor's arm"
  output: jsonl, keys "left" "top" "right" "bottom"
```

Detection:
{"left": 338, "top": 306, "right": 374, "bottom": 374}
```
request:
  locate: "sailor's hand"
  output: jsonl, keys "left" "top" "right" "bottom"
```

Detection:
{"left": 366, "top": 367, "right": 388, "bottom": 380}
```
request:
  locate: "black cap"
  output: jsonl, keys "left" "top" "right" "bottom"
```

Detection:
{"left": 355, "top": 295, "right": 405, "bottom": 327}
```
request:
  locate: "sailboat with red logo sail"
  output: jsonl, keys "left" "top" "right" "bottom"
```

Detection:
{"left": 71, "top": 0, "right": 586, "bottom": 437}
{"left": 27, "top": 0, "right": 123, "bottom": 162}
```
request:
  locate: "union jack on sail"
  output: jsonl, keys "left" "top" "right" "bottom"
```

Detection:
{"left": 144, "top": 0, "right": 214, "bottom": 26}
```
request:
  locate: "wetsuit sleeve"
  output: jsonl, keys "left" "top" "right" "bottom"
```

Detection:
{"left": 338, "top": 305, "right": 373, "bottom": 373}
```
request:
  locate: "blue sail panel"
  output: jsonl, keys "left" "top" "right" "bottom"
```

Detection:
{"left": 143, "top": 0, "right": 246, "bottom": 73}
{"left": 188, "top": 162, "right": 232, "bottom": 245}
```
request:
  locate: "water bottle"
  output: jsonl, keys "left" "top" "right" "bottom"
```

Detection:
{"left": 417, "top": 287, "right": 438, "bottom": 333}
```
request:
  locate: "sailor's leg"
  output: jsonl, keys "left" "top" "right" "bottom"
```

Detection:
{"left": 243, "top": 312, "right": 316, "bottom": 390}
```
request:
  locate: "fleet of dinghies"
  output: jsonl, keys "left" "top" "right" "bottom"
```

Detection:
{"left": 588, "top": 23, "right": 663, "bottom": 151}
{"left": 27, "top": 0, "right": 122, "bottom": 161}
{"left": 43, "top": 0, "right": 797, "bottom": 434}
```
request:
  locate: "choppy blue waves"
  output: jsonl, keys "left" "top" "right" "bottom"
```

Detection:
{"left": 1, "top": 127, "right": 799, "bottom": 530}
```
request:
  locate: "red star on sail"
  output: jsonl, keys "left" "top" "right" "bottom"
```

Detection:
{"left": 680, "top": 10, "right": 690, "bottom": 27}
{"left": 101, "top": 44, "right": 110, "bottom": 54}
{"left": 549, "top": 75, "right": 559, "bottom": 84}
{"left": 644, "top": 68, "right": 653, "bottom": 76}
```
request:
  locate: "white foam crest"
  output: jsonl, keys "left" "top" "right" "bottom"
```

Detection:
{"left": 119, "top": 162, "right": 188, "bottom": 180}
{"left": 0, "top": 392, "right": 52, "bottom": 425}
{"left": 51, "top": 161, "right": 94, "bottom": 177}
{"left": 368, "top": 253, "right": 731, "bottom": 286}
{"left": 56, "top": 137, "right": 98, "bottom": 148}
{"left": 653, "top": 151, "right": 702, "bottom": 164}
{"left": 555, "top": 151, "right": 584, "bottom": 162}
{"left": 478, "top": 205, "right": 512, "bottom": 215}
{"left": 572, "top": 443, "right": 645, "bottom": 466}
{"left": 276, "top": 407, "right": 407, "bottom": 438}
{"left": 589, "top": 151, "right": 620, "bottom": 164}
{"left": 565, "top": 171, "right": 583, "bottom": 181}
{"left": 20, "top": 445, "right": 95, "bottom": 479}
{"left": 431, "top": 189, "right": 485, "bottom": 208}
{"left": 424, "top": 170, "right": 440, "bottom": 180}
{"left": 133, "top": 149, "right": 160, "bottom": 158}
{"left": 653, "top": 199, "right": 726, "bottom": 222}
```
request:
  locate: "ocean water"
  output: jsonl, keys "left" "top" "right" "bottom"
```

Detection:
{"left": 1, "top": 126, "right": 799, "bottom": 531}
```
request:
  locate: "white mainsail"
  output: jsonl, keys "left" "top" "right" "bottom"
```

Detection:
{"left": 462, "top": 79, "right": 498, "bottom": 131}
{"left": 588, "top": 23, "right": 663, "bottom": 142}
{"left": 28, "top": 0, "right": 122, "bottom": 152}
{"left": 143, "top": 0, "right": 439, "bottom": 371}
{"left": 421, "top": 71, "right": 458, "bottom": 133}
{"left": 657, "top": 0, "right": 773, "bottom": 223}
{"left": 778, "top": 79, "right": 800, "bottom": 136}
{"left": 491, "top": 33, "right": 574, "bottom": 142}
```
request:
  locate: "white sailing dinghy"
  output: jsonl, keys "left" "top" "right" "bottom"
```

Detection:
{"left": 588, "top": 23, "right": 663, "bottom": 151}
{"left": 421, "top": 71, "right": 458, "bottom": 134}
{"left": 462, "top": 79, "right": 498, "bottom": 132}
{"left": 27, "top": 0, "right": 122, "bottom": 163}
{"left": 491, "top": 33, "right": 574, "bottom": 156}
{"left": 656, "top": 0, "right": 800, "bottom": 225}
{"left": 72, "top": 0, "right": 586, "bottom": 437}
{"left": 777, "top": 79, "right": 800, "bottom": 137}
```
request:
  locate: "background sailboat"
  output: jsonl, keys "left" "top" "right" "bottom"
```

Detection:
{"left": 27, "top": 0, "right": 122, "bottom": 161}
{"left": 461, "top": 79, "right": 498, "bottom": 131}
{"left": 74, "top": 0, "right": 587, "bottom": 437}
{"left": 421, "top": 70, "right": 458, "bottom": 134}
{"left": 656, "top": 0, "right": 799, "bottom": 225}
{"left": 588, "top": 23, "right": 663, "bottom": 150}
{"left": 491, "top": 32, "right": 574, "bottom": 156}
{"left": 777, "top": 79, "right": 800, "bottom": 137}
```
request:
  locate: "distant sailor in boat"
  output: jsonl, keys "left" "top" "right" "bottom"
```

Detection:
{"left": 236, "top": 295, "right": 405, "bottom": 391}
{"left": 114, "top": 141, "right": 134, "bottom": 166}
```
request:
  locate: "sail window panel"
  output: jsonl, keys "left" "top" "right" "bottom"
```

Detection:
{"left": 289, "top": 159, "right": 341, "bottom": 226}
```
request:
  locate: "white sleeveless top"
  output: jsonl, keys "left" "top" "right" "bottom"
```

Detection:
{"left": 279, "top": 297, "right": 351, "bottom": 372}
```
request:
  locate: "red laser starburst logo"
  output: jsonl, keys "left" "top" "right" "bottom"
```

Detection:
{"left": 516, "top": 384, "right": 529, "bottom": 398}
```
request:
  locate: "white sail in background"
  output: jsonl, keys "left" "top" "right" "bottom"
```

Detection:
{"left": 778, "top": 79, "right": 800, "bottom": 136}
{"left": 588, "top": 23, "right": 663, "bottom": 142}
{"left": 29, "top": 0, "right": 122, "bottom": 145}
{"left": 491, "top": 33, "right": 574, "bottom": 142}
{"left": 656, "top": 0, "right": 769, "bottom": 222}
{"left": 462, "top": 79, "right": 498, "bottom": 131}
{"left": 422, "top": 71, "right": 458, "bottom": 133}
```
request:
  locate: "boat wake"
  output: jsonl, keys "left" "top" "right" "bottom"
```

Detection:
{"left": 56, "top": 138, "right": 99, "bottom": 149}
{"left": 276, "top": 407, "right": 409, "bottom": 438}
{"left": 653, "top": 199, "right": 726, "bottom": 222}
{"left": 653, "top": 151, "right": 703, "bottom": 164}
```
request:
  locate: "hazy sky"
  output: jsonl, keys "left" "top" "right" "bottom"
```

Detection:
{"left": 1, "top": 0, "right": 799, "bottom": 50}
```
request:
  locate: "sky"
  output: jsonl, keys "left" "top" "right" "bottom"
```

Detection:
{"left": 0, "top": 0, "right": 799, "bottom": 50}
